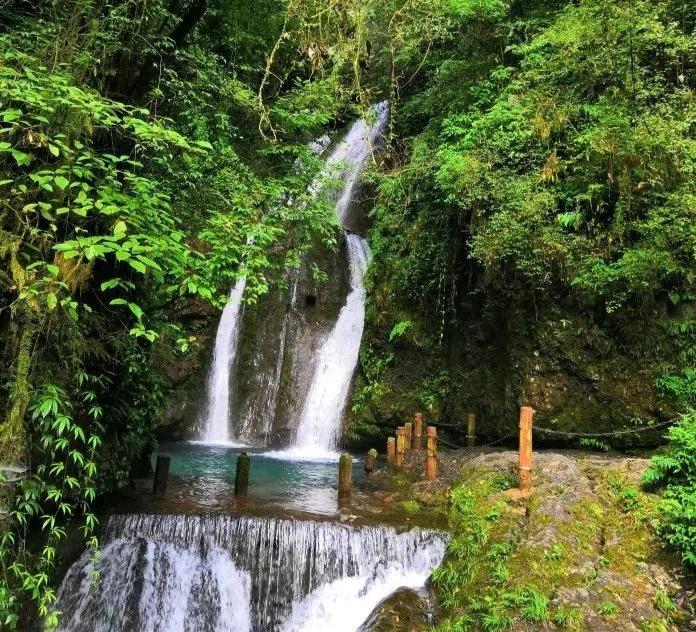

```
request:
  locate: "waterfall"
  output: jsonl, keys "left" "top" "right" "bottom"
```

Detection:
{"left": 286, "top": 235, "right": 370, "bottom": 459}
{"left": 55, "top": 513, "right": 447, "bottom": 632}
{"left": 198, "top": 277, "right": 247, "bottom": 444}
{"left": 196, "top": 103, "right": 387, "bottom": 448}
{"left": 282, "top": 103, "right": 388, "bottom": 458}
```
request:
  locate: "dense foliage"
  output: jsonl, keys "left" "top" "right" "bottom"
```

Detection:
{"left": 0, "top": 0, "right": 361, "bottom": 626}
{"left": 1, "top": 0, "right": 695, "bottom": 626}
{"left": 349, "top": 0, "right": 696, "bottom": 437}
{"left": 644, "top": 410, "right": 696, "bottom": 567}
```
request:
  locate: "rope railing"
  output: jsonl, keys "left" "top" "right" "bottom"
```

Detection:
{"left": 532, "top": 419, "right": 674, "bottom": 438}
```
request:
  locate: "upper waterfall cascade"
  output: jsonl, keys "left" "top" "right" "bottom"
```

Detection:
{"left": 55, "top": 513, "right": 447, "bottom": 632}
{"left": 286, "top": 103, "right": 389, "bottom": 458}
{"left": 197, "top": 102, "right": 388, "bottom": 448}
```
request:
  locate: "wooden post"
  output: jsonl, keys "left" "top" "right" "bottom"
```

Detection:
{"left": 387, "top": 437, "right": 396, "bottom": 465}
{"left": 519, "top": 407, "right": 534, "bottom": 492}
{"left": 395, "top": 428, "right": 406, "bottom": 468}
{"left": 338, "top": 453, "right": 352, "bottom": 500}
{"left": 364, "top": 448, "right": 378, "bottom": 474}
{"left": 467, "top": 412, "right": 477, "bottom": 447}
{"left": 413, "top": 412, "right": 423, "bottom": 450}
{"left": 404, "top": 422, "right": 413, "bottom": 453}
{"left": 153, "top": 455, "right": 170, "bottom": 496}
{"left": 426, "top": 426, "right": 437, "bottom": 481}
{"left": 234, "top": 452, "right": 250, "bottom": 496}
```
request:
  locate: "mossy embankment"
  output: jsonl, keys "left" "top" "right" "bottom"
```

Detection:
{"left": 365, "top": 449, "right": 695, "bottom": 632}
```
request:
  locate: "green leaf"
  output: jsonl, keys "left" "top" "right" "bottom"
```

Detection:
{"left": 128, "top": 259, "right": 147, "bottom": 274}
{"left": 1, "top": 108, "right": 22, "bottom": 122}
{"left": 11, "top": 149, "right": 31, "bottom": 166}
{"left": 113, "top": 220, "right": 127, "bottom": 237}
{"left": 100, "top": 278, "right": 120, "bottom": 291}
{"left": 54, "top": 176, "right": 70, "bottom": 189}
{"left": 128, "top": 302, "right": 144, "bottom": 319}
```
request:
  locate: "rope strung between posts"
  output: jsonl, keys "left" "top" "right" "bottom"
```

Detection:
{"left": 532, "top": 418, "right": 675, "bottom": 438}
{"left": 438, "top": 432, "right": 516, "bottom": 450}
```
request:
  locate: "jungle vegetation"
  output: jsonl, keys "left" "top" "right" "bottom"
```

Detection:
{"left": 0, "top": 0, "right": 694, "bottom": 627}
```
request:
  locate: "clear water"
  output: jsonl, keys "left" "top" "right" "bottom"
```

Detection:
{"left": 156, "top": 442, "right": 366, "bottom": 516}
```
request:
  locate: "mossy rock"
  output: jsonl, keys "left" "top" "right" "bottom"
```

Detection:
{"left": 358, "top": 588, "right": 434, "bottom": 632}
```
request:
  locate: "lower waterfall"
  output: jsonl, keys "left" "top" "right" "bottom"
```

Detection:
{"left": 55, "top": 514, "right": 447, "bottom": 632}
{"left": 198, "top": 277, "right": 247, "bottom": 444}
{"left": 287, "top": 234, "right": 371, "bottom": 460}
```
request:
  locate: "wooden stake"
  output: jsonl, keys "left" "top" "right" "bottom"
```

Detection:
{"left": 387, "top": 437, "right": 396, "bottom": 465}
{"left": 364, "top": 448, "right": 378, "bottom": 474}
{"left": 404, "top": 422, "right": 413, "bottom": 452}
{"left": 467, "top": 412, "right": 477, "bottom": 447}
{"left": 153, "top": 455, "right": 170, "bottom": 496}
{"left": 426, "top": 426, "right": 437, "bottom": 481}
{"left": 395, "top": 428, "right": 406, "bottom": 468}
{"left": 338, "top": 453, "right": 352, "bottom": 500}
{"left": 519, "top": 407, "right": 534, "bottom": 491}
{"left": 234, "top": 452, "right": 250, "bottom": 496}
{"left": 413, "top": 412, "right": 423, "bottom": 450}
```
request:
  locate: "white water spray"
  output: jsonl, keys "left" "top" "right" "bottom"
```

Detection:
{"left": 283, "top": 235, "right": 370, "bottom": 460}
{"left": 280, "top": 102, "right": 388, "bottom": 460}
{"left": 198, "top": 277, "right": 247, "bottom": 444}
{"left": 55, "top": 513, "right": 446, "bottom": 632}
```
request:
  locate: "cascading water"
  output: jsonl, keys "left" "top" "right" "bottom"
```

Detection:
{"left": 285, "top": 235, "right": 370, "bottom": 460}
{"left": 198, "top": 277, "right": 247, "bottom": 444}
{"left": 55, "top": 513, "right": 447, "bottom": 632}
{"left": 280, "top": 103, "right": 388, "bottom": 458}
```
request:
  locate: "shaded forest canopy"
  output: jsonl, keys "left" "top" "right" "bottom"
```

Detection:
{"left": 0, "top": 0, "right": 694, "bottom": 627}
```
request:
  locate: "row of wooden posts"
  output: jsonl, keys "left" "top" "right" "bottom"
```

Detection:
{"left": 152, "top": 406, "right": 536, "bottom": 499}
{"left": 371, "top": 405, "right": 535, "bottom": 494}
{"left": 383, "top": 412, "right": 439, "bottom": 480}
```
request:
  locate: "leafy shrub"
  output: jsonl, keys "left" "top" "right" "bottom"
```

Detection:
{"left": 643, "top": 411, "right": 696, "bottom": 566}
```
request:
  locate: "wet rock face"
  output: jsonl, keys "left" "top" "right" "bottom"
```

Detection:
{"left": 233, "top": 233, "right": 350, "bottom": 446}
{"left": 157, "top": 296, "right": 219, "bottom": 440}
{"left": 358, "top": 587, "right": 436, "bottom": 632}
{"left": 154, "top": 231, "right": 352, "bottom": 445}
{"left": 357, "top": 300, "right": 669, "bottom": 447}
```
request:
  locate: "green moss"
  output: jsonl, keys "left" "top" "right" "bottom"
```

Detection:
{"left": 433, "top": 462, "right": 677, "bottom": 631}
{"left": 1, "top": 323, "right": 33, "bottom": 464}
{"left": 397, "top": 500, "right": 421, "bottom": 514}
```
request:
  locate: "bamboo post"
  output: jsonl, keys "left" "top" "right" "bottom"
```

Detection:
{"left": 467, "top": 412, "right": 477, "bottom": 447}
{"left": 364, "top": 448, "right": 378, "bottom": 474}
{"left": 426, "top": 426, "right": 437, "bottom": 481}
{"left": 153, "top": 455, "right": 170, "bottom": 496}
{"left": 413, "top": 412, "right": 423, "bottom": 450}
{"left": 387, "top": 437, "right": 396, "bottom": 465}
{"left": 395, "top": 428, "right": 406, "bottom": 468}
{"left": 338, "top": 453, "right": 352, "bottom": 500}
{"left": 404, "top": 422, "right": 412, "bottom": 452}
{"left": 234, "top": 452, "right": 250, "bottom": 496}
{"left": 519, "top": 407, "right": 534, "bottom": 492}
